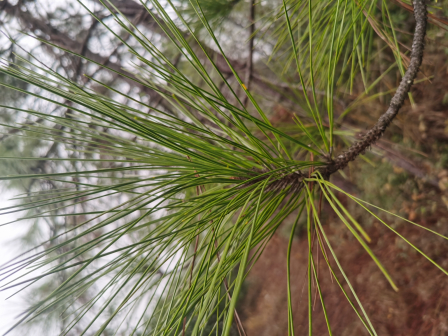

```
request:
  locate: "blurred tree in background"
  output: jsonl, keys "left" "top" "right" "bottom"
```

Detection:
{"left": 0, "top": 0, "right": 447, "bottom": 335}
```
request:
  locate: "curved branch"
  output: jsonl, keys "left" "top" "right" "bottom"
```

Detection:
{"left": 322, "top": 0, "right": 427, "bottom": 177}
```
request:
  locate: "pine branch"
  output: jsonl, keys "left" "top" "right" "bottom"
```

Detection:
{"left": 322, "top": 0, "right": 428, "bottom": 177}
{"left": 244, "top": 0, "right": 428, "bottom": 191}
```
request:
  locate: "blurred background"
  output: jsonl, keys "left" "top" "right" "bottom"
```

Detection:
{"left": 1, "top": 0, "right": 448, "bottom": 335}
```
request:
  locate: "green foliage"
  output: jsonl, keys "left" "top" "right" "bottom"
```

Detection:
{"left": 0, "top": 0, "right": 446, "bottom": 335}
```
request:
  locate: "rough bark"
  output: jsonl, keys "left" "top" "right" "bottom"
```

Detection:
{"left": 321, "top": 0, "right": 428, "bottom": 178}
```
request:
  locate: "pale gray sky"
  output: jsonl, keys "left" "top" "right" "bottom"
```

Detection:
{"left": 0, "top": 1, "right": 79, "bottom": 332}
{"left": 0, "top": 194, "right": 31, "bottom": 335}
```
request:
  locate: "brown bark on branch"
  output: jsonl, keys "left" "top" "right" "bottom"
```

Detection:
{"left": 322, "top": 0, "right": 428, "bottom": 178}
{"left": 248, "top": 0, "right": 428, "bottom": 193}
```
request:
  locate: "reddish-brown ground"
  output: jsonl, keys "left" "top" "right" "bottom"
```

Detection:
{"left": 239, "top": 208, "right": 448, "bottom": 335}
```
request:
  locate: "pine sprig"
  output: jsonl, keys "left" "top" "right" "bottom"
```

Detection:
{"left": 0, "top": 1, "right": 444, "bottom": 336}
